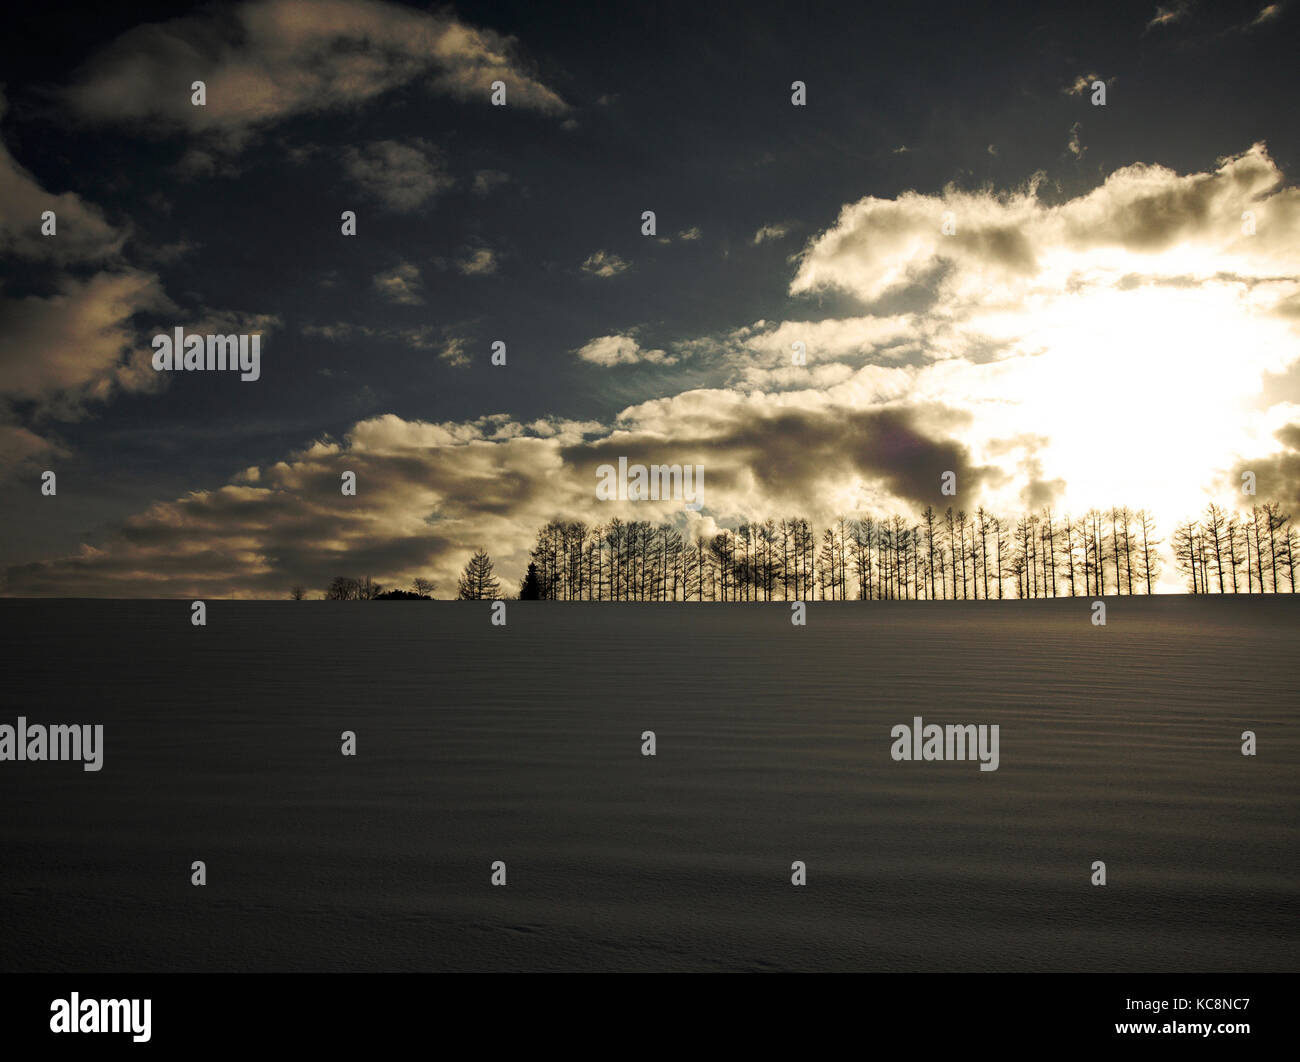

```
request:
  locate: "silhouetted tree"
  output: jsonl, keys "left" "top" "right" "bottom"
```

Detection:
{"left": 326, "top": 576, "right": 361, "bottom": 600}
{"left": 1203, "top": 503, "right": 1228, "bottom": 593}
{"left": 1263, "top": 501, "right": 1288, "bottom": 592}
{"left": 458, "top": 551, "right": 501, "bottom": 600}
{"left": 1136, "top": 510, "right": 1162, "bottom": 594}
{"left": 519, "top": 561, "right": 542, "bottom": 600}
{"left": 1173, "top": 522, "right": 1201, "bottom": 593}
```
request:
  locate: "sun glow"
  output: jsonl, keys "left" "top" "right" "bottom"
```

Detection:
{"left": 925, "top": 277, "right": 1299, "bottom": 526}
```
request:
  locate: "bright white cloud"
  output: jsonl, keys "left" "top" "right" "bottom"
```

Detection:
{"left": 575, "top": 334, "right": 675, "bottom": 367}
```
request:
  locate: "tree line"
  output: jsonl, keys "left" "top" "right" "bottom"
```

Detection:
{"left": 1171, "top": 502, "right": 1298, "bottom": 594}
{"left": 305, "top": 500, "right": 1298, "bottom": 601}
{"left": 511, "top": 506, "right": 1167, "bottom": 602}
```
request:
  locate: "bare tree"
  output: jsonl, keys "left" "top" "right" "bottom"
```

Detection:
{"left": 1287, "top": 525, "right": 1299, "bottom": 593}
{"left": 1136, "top": 510, "right": 1161, "bottom": 594}
{"left": 1263, "top": 501, "right": 1288, "bottom": 593}
{"left": 993, "top": 516, "right": 1008, "bottom": 599}
{"left": 326, "top": 576, "right": 361, "bottom": 601}
{"left": 1058, "top": 515, "right": 1077, "bottom": 597}
{"left": 1118, "top": 508, "right": 1135, "bottom": 596}
{"left": 1225, "top": 514, "right": 1242, "bottom": 593}
{"left": 1172, "top": 523, "right": 1200, "bottom": 593}
{"left": 1203, "top": 504, "right": 1228, "bottom": 593}
{"left": 1249, "top": 507, "right": 1265, "bottom": 592}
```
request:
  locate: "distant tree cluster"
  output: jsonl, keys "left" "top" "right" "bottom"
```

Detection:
{"left": 1172, "top": 502, "right": 1297, "bottom": 593}
{"left": 312, "top": 575, "right": 436, "bottom": 600}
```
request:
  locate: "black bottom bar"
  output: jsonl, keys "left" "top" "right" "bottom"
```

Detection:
{"left": 0, "top": 973, "right": 1284, "bottom": 1050}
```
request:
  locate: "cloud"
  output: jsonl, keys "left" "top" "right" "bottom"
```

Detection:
{"left": 692, "top": 314, "right": 917, "bottom": 389}
{"left": 343, "top": 139, "right": 453, "bottom": 212}
{"left": 0, "top": 424, "right": 70, "bottom": 483}
{"left": 0, "top": 136, "right": 125, "bottom": 262}
{"left": 62, "top": 0, "right": 568, "bottom": 145}
{"left": 575, "top": 334, "right": 675, "bottom": 367}
{"left": 581, "top": 250, "right": 629, "bottom": 277}
{"left": 456, "top": 248, "right": 498, "bottom": 276}
{"left": 174, "top": 147, "right": 242, "bottom": 180}
{"left": 3, "top": 412, "right": 609, "bottom": 596}
{"left": 440, "top": 337, "right": 471, "bottom": 368}
{"left": 304, "top": 321, "right": 456, "bottom": 351}
{"left": 1231, "top": 418, "right": 1300, "bottom": 507}
{"left": 791, "top": 192, "right": 1036, "bottom": 304}
{"left": 372, "top": 261, "right": 424, "bottom": 305}
{"left": 1067, "top": 122, "right": 1086, "bottom": 159}
{"left": 791, "top": 143, "right": 1299, "bottom": 304}
{"left": 752, "top": 222, "right": 793, "bottom": 245}
{"left": 1146, "top": 2, "right": 1190, "bottom": 30}
{"left": 189, "top": 308, "right": 283, "bottom": 338}
{"left": 1249, "top": 3, "right": 1285, "bottom": 26}
{"left": 0, "top": 270, "right": 175, "bottom": 419}
{"left": 471, "top": 169, "right": 509, "bottom": 196}
{"left": 1063, "top": 72, "right": 1101, "bottom": 96}
{"left": 0, "top": 95, "right": 273, "bottom": 486}
{"left": 0, "top": 119, "right": 162, "bottom": 477}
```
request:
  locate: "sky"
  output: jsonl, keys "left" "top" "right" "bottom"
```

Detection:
{"left": 1, "top": 0, "right": 1298, "bottom": 596}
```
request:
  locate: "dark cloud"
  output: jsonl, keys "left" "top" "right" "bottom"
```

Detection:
{"left": 343, "top": 139, "right": 453, "bottom": 212}
{"left": 564, "top": 404, "right": 989, "bottom": 509}
{"left": 61, "top": 0, "right": 568, "bottom": 143}
{"left": 1229, "top": 425, "right": 1300, "bottom": 508}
